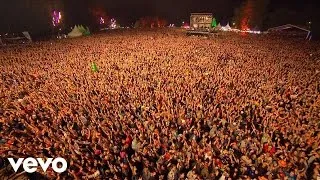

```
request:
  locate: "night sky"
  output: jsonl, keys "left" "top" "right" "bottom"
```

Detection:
{"left": 63, "top": 0, "right": 242, "bottom": 28}
{"left": 0, "top": 0, "right": 319, "bottom": 34}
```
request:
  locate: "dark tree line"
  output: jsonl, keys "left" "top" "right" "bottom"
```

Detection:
{"left": 233, "top": 0, "right": 319, "bottom": 33}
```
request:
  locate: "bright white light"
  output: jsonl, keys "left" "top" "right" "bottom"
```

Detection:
{"left": 237, "top": 29, "right": 261, "bottom": 34}
{"left": 110, "top": 18, "right": 117, "bottom": 29}
{"left": 100, "top": 17, "right": 105, "bottom": 24}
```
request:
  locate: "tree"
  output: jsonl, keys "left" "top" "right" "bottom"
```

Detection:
{"left": 211, "top": 18, "right": 217, "bottom": 28}
{"left": 135, "top": 17, "right": 168, "bottom": 28}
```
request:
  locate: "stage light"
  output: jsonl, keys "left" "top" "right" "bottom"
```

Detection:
{"left": 52, "top": 10, "right": 62, "bottom": 27}
{"left": 100, "top": 17, "right": 105, "bottom": 25}
{"left": 110, "top": 18, "right": 117, "bottom": 29}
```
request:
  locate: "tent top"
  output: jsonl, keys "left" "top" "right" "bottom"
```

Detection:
{"left": 68, "top": 26, "right": 83, "bottom": 38}
{"left": 268, "top": 24, "right": 310, "bottom": 33}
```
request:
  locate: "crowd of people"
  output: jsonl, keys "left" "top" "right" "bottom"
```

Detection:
{"left": 0, "top": 29, "right": 320, "bottom": 179}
